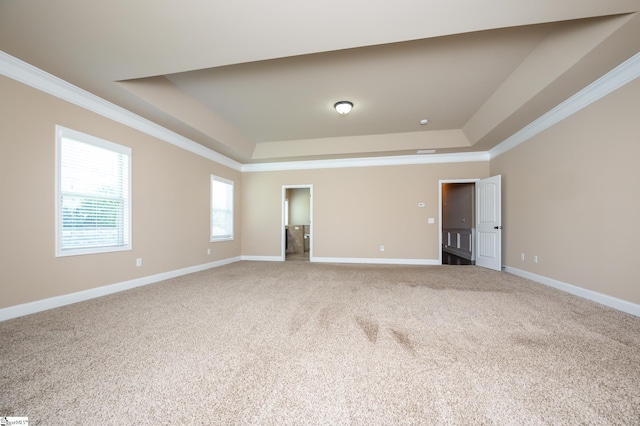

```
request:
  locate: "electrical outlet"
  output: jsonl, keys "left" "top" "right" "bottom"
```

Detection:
{"left": 380, "top": 245, "right": 385, "bottom": 252}
{"left": 521, "top": 253, "right": 525, "bottom": 261}
{"left": 533, "top": 256, "right": 538, "bottom": 264}
{"left": 136, "top": 258, "right": 142, "bottom": 267}
{"left": 207, "top": 248, "right": 211, "bottom": 255}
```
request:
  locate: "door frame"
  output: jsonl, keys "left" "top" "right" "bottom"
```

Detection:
{"left": 438, "top": 178, "right": 479, "bottom": 265}
{"left": 281, "top": 184, "right": 313, "bottom": 261}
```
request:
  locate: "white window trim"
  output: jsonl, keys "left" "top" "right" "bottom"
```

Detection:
{"left": 55, "top": 125, "right": 132, "bottom": 257}
{"left": 210, "top": 175, "right": 234, "bottom": 242}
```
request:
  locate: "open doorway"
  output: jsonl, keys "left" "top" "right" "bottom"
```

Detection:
{"left": 282, "top": 185, "right": 312, "bottom": 262}
{"left": 440, "top": 180, "right": 477, "bottom": 265}
{"left": 439, "top": 176, "right": 503, "bottom": 269}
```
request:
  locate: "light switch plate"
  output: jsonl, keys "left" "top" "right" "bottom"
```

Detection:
{"left": 428, "top": 218, "right": 435, "bottom": 224}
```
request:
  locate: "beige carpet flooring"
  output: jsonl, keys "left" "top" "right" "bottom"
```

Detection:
{"left": 1, "top": 261, "right": 639, "bottom": 425}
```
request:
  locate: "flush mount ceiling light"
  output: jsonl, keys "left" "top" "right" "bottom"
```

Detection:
{"left": 334, "top": 101, "right": 353, "bottom": 115}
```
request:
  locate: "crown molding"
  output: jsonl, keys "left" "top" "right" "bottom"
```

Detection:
{"left": 244, "top": 52, "right": 640, "bottom": 171}
{"left": 242, "top": 151, "right": 490, "bottom": 172}
{"left": 489, "top": 51, "right": 640, "bottom": 160}
{"left": 0, "top": 51, "right": 491, "bottom": 173}
{"left": 4, "top": 49, "right": 638, "bottom": 172}
{"left": 0, "top": 50, "right": 242, "bottom": 171}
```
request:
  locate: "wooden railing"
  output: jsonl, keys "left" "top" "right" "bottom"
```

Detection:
{"left": 443, "top": 228, "right": 475, "bottom": 261}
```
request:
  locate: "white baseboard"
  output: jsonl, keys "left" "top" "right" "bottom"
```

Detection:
{"left": 504, "top": 266, "right": 640, "bottom": 317}
{"left": 0, "top": 256, "right": 242, "bottom": 322}
{"left": 241, "top": 255, "right": 441, "bottom": 266}
{"left": 241, "top": 255, "right": 283, "bottom": 262}
{"left": 312, "top": 257, "right": 440, "bottom": 266}
{"left": 11, "top": 259, "right": 634, "bottom": 322}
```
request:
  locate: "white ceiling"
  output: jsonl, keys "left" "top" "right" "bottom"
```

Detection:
{"left": 164, "top": 25, "right": 549, "bottom": 142}
{"left": 1, "top": 0, "right": 639, "bottom": 163}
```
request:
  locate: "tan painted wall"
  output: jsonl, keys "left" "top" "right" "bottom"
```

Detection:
{"left": 8, "top": 58, "right": 637, "bottom": 314}
{"left": 242, "top": 162, "right": 489, "bottom": 260}
{"left": 0, "top": 76, "right": 241, "bottom": 309}
{"left": 491, "top": 77, "right": 640, "bottom": 304}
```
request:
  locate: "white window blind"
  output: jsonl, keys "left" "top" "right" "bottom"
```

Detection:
{"left": 56, "top": 126, "right": 131, "bottom": 256}
{"left": 211, "top": 175, "right": 234, "bottom": 241}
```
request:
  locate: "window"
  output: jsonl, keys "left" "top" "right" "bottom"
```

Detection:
{"left": 55, "top": 126, "right": 131, "bottom": 256}
{"left": 211, "top": 175, "right": 234, "bottom": 241}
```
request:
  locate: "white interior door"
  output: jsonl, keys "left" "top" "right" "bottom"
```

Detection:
{"left": 476, "top": 175, "right": 502, "bottom": 271}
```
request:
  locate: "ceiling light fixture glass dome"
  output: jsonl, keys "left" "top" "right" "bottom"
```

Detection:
{"left": 334, "top": 101, "right": 353, "bottom": 115}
